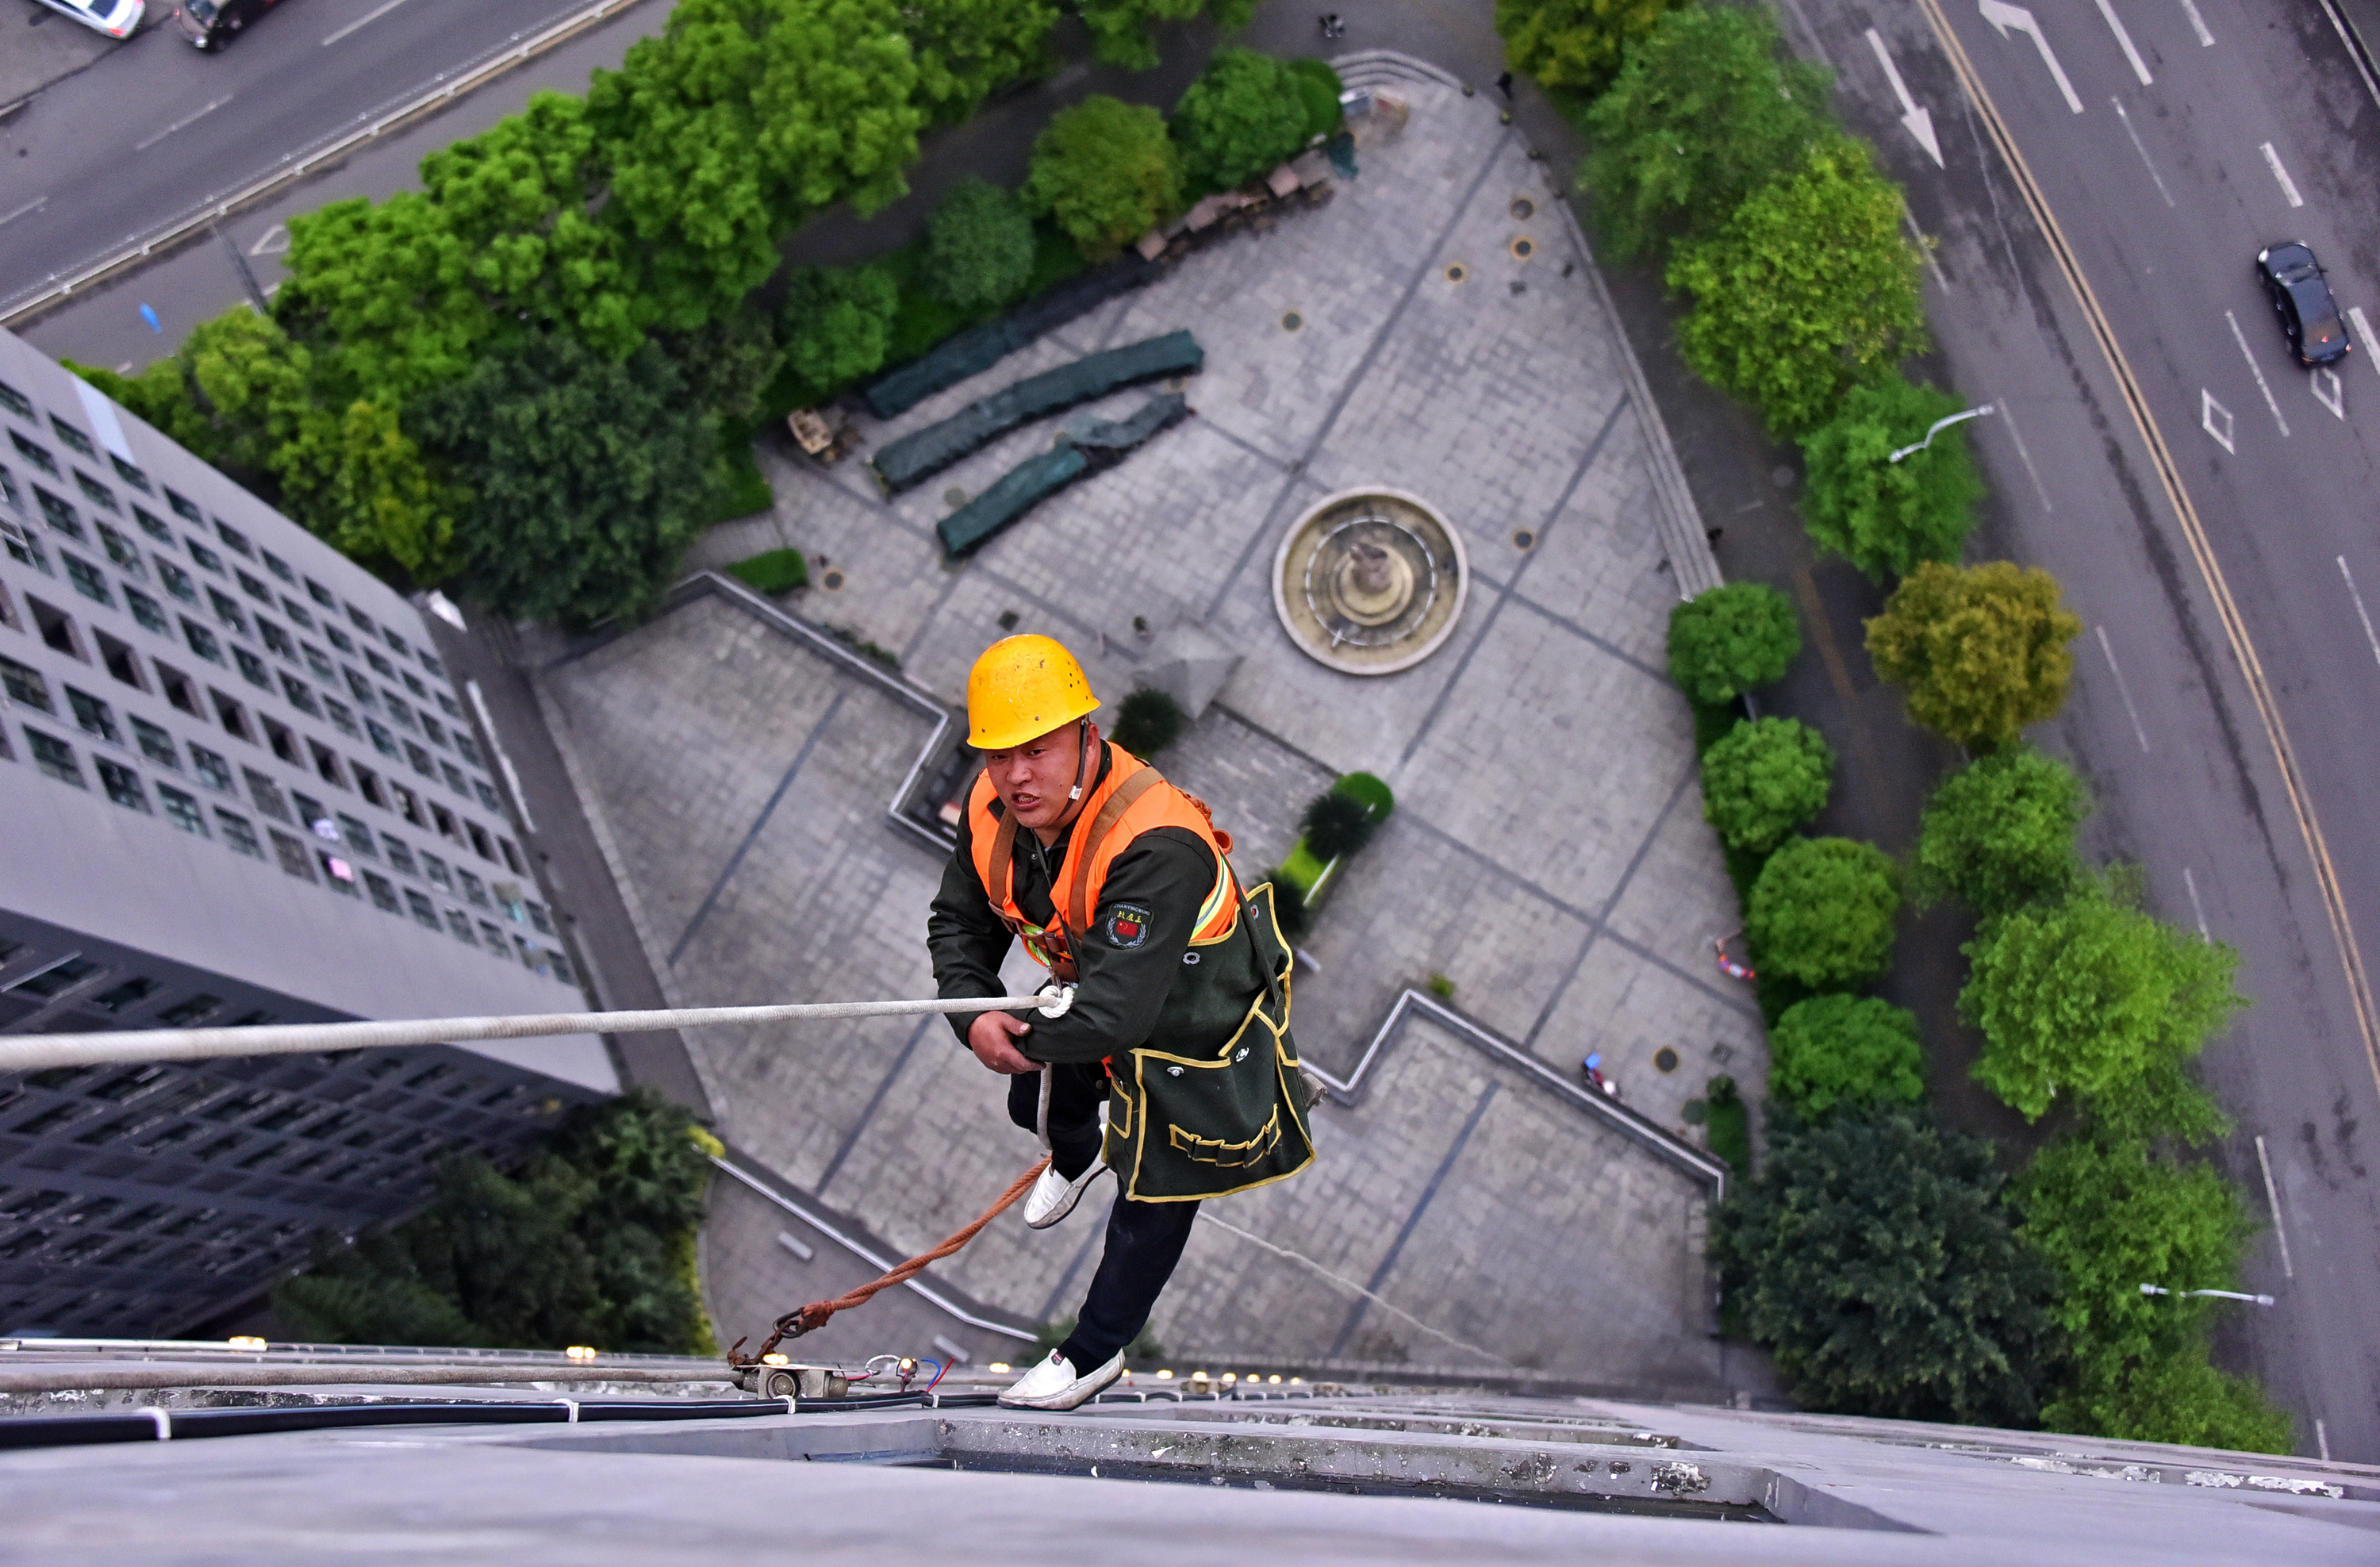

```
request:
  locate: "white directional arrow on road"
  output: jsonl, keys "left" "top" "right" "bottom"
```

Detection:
{"left": 1979, "top": 0, "right": 2085, "bottom": 114}
{"left": 1865, "top": 29, "right": 1944, "bottom": 167}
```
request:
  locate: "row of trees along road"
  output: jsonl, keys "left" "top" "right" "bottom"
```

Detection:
{"left": 70, "top": 0, "right": 1272, "bottom": 628}
{"left": 1510, "top": 0, "right": 2293, "bottom": 1449}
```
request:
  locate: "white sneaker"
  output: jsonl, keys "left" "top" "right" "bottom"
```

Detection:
{"left": 997, "top": 1348, "right": 1126, "bottom": 1411}
{"left": 1023, "top": 1155, "right": 1107, "bottom": 1230}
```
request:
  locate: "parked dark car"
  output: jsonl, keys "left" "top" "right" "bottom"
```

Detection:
{"left": 174, "top": 0, "right": 284, "bottom": 50}
{"left": 2255, "top": 242, "right": 2351, "bottom": 367}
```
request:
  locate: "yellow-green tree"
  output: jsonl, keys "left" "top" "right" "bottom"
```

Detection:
{"left": 1020, "top": 95, "right": 1181, "bottom": 259}
{"left": 1666, "top": 140, "right": 1927, "bottom": 436}
{"left": 1865, "top": 561, "right": 2082, "bottom": 751}
{"left": 273, "top": 402, "right": 460, "bottom": 586}
{"left": 1495, "top": 0, "right": 1686, "bottom": 106}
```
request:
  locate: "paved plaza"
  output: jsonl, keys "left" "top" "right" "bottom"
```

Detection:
{"left": 534, "top": 57, "right": 1764, "bottom": 1393}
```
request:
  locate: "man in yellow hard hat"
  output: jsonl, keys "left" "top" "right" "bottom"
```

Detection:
{"left": 929, "top": 634, "right": 1313, "bottom": 1410}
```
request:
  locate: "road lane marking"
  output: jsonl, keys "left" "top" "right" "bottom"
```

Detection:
{"left": 323, "top": 0, "right": 416, "bottom": 46}
{"left": 0, "top": 195, "right": 46, "bottom": 231}
{"left": 2225, "top": 310, "right": 2291, "bottom": 436}
{"left": 2259, "top": 141, "right": 2305, "bottom": 207}
{"left": 132, "top": 95, "right": 233, "bottom": 155}
{"left": 2110, "top": 97, "right": 2175, "bottom": 205}
{"left": 2202, "top": 390, "right": 2235, "bottom": 451}
{"left": 2094, "top": 0, "right": 2154, "bottom": 84}
{"left": 2349, "top": 306, "right": 2380, "bottom": 384}
{"left": 2183, "top": 866, "right": 2209, "bottom": 936}
{"left": 2178, "top": 0, "right": 2214, "bottom": 46}
{"left": 1995, "top": 399, "right": 2056, "bottom": 512}
{"left": 1980, "top": 1, "right": 2085, "bottom": 113}
{"left": 2317, "top": 0, "right": 2380, "bottom": 108}
{"left": 248, "top": 223, "right": 289, "bottom": 258}
{"left": 2095, "top": 624, "right": 2152, "bottom": 753}
{"left": 2254, "top": 1135, "right": 2294, "bottom": 1279}
{"left": 2338, "top": 556, "right": 2380, "bottom": 669}
{"left": 2312, "top": 367, "right": 2344, "bottom": 418}
{"left": 1866, "top": 29, "right": 1944, "bottom": 167}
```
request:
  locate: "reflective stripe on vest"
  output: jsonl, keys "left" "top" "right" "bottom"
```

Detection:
{"left": 967, "top": 743, "right": 1237, "bottom": 978}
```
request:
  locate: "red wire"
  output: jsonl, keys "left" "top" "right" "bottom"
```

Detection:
{"left": 923, "top": 1358, "right": 949, "bottom": 1392}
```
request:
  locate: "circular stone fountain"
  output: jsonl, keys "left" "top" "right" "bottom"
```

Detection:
{"left": 1271, "top": 486, "right": 1468, "bottom": 676}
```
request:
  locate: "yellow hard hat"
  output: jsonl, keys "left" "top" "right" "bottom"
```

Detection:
{"left": 966, "top": 634, "right": 1098, "bottom": 751}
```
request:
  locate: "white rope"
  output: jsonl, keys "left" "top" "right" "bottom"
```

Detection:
{"left": 0, "top": 993, "right": 1070, "bottom": 1075}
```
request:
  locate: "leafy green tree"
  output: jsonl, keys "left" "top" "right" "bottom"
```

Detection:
{"left": 1700, "top": 716, "right": 1833, "bottom": 856}
{"left": 589, "top": 0, "right": 924, "bottom": 331}
{"left": 1916, "top": 747, "right": 2089, "bottom": 916}
{"left": 1667, "top": 140, "right": 1928, "bottom": 436}
{"left": 1576, "top": 1, "right": 1834, "bottom": 261}
{"left": 1711, "top": 1107, "right": 2052, "bottom": 1425}
{"left": 1666, "top": 581, "right": 1801, "bottom": 709}
{"left": 68, "top": 308, "right": 313, "bottom": 500}
{"left": 274, "top": 1091, "right": 718, "bottom": 1354}
{"left": 1286, "top": 58, "right": 1345, "bottom": 141}
{"left": 778, "top": 264, "right": 902, "bottom": 394}
{"left": 1960, "top": 881, "right": 2244, "bottom": 1123}
{"left": 1768, "top": 994, "right": 1925, "bottom": 1117}
{"left": 2043, "top": 1339, "right": 2294, "bottom": 1454}
{"left": 1170, "top": 48, "right": 1311, "bottom": 192}
{"left": 274, "top": 402, "right": 460, "bottom": 585}
{"left": 1865, "top": 561, "right": 2083, "bottom": 751}
{"left": 412, "top": 334, "right": 722, "bottom": 627}
{"left": 656, "top": 305, "right": 784, "bottom": 425}
{"left": 1077, "top": 0, "right": 1254, "bottom": 71}
{"left": 1798, "top": 375, "right": 1985, "bottom": 580}
{"left": 1020, "top": 95, "right": 1183, "bottom": 259}
{"left": 924, "top": 178, "right": 1035, "bottom": 313}
{"left": 901, "top": 0, "right": 1058, "bottom": 122}
{"left": 1495, "top": 0, "right": 1684, "bottom": 106}
{"left": 280, "top": 93, "right": 636, "bottom": 409}
{"left": 1748, "top": 837, "right": 1900, "bottom": 989}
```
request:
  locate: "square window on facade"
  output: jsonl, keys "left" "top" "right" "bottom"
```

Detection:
{"left": 305, "top": 577, "right": 335, "bottom": 609}
{"left": 336, "top": 813, "right": 376, "bottom": 858}
{"left": 391, "top": 781, "right": 425, "bottom": 828}
{"left": 215, "top": 808, "right": 263, "bottom": 858}
{"left": 317, "top": 850, "right": 359, "bottom": 894}
{"left": 181, "top": 618, "right": 223, "bottom": 665}
{"left": 158, "top": 784, "right": 207, "bottom": 836}
{"left": 49, "top": 417, "right": 95, "bottom": 456}
{"left": 66, "top": 686, "right": 120, "bottom": 743}
{"left": 214, "top": 520, "right": 253, "bottom": 557}
{"left": 363, "top": 870, "right": 401, "bottom": 913}
{"left": 132, "top": 506, "right": 172, "bottom": 543}
{"left": 157, "top": 559, "right": 196, "bottom": 603}
{"left": 97, "top": 759, "right": 148, "bottom": 811}
{"left": 125, "top": 587, "right": 168, "bottom": 636}
{"left": 242, "top": 767, "right": 290, "bottom": 821}
{"left": 478, "top": 920, "right": 511, "bottom": 958}
{"left": 370, "top": 721, "right": 402, "bottom": 762}
{"left": 209, "top": 689, "right": 251, "bottom": 743}
{"left": 326, "top": 624, "right": 355, "bottom": 654}
{"left": 26, "top": 727, "right": 83, "bottom": 785}
{"left": 258, "top": 619, "right": 295, "bottom": 660}
{"left": 421, "top": 851, "right": 452, "bottom": 892}
{"left": 421, "top": 714, "right": 447, "bottom": 748}
{"left": 324, "top": 697, "right": 359, "bottom": 737}
{"left": 366, "top": 649, "right": 395, "bottom": 679}
{"left": 458, "top": 870, "right": 489, "bottom": 909}
{"left": 164, "top": 487, "right": 202, "bottom": 524}
{"left": 525, "top": 899, "right": 553, "bottom": 935}
{"left": 109, "top": 454, "right": 150, "bottom": 493}
{"left": 307, "top": 739, "right": 344, "bottom": 788}
{"left": 441, "top": 761, "right": 468, "bottom": 797}
{"left": 208, "top": 587, "right": 248, "bottom": 635}
{"left": 132, "top": 716, "right": 178, "bottom": 768}
{"left": 383, "top": 692, "right": 416, "bottom": 731}
{"left": 0, "top": 654, "right": 51, "bottom": 711}
{"left": 190, "top": 743, "right": 232, "bottom": 792}
{"left": 234, "top": 647, "right": 272, "bottom": 691}
{"left": 186, "top": 539, "right": 225, "bottom": 574}
{"left": 383, "top": 837, "right": 417, "bottom": 876}
{"left": 431, "top": 803, "right": 462, "bottom": 845}
{"left": 29, "top": 593, "right": 81, "bottom": 658}
{"left": 283, "top": 597, "right": 315, "bottom": 630}
{"left": 293, "top": 790, "right": 331, "bottom": 837}
{"left": 236, "top": 569, "right": 270, "bottom": 604}
{"left": 73, "top": 470, "right": 117, "bottom": 513}
{"left": 10, "top": 430, "right": 58, "bottom": 475}
{"left": 261, "top": 549, "right": 294, "bottom": 584}
{"left": 62, "top": 554, "right": 112, "bottom": 607}
{"left": 434, "top": 689, "right": 460, "bottom": 720}
{"left": 342, "top": 667, "right": 373, "bottom": 705}
{"left": 547, "top": 947, "right": 576, "bottom": 986}
{"left": 270, "top": 830, "right": 317, "bottom": 881}
{"left": 303, "top": 644, "right": 334, "bottom": 680}
{"left": 95, "top": 630, "right": 143, "bottom": 691}
{"left": 474, "top": 778, "right": 502, "bottom": 814}
{"left": 3, "top": 516, "right": 49, "bottom": 575}
{"left": 444, "top": 908, "right": 476, "bottom": 945}
{"left": 35, "top": 486, "right": 83, "bottom": 540}
{"left": 97, "top": 523, "right": 142, "bottom": 574}
{"left": 354, "top": 765, "right": 386, "bottom": 808}
{"left": 0, "top": 379, "right": 30, "bottom": 418}
{"left": 405, "top": 888, "right": 440, "bottom": 930}
{"left": 156, "top": 663, "right": 200, "bottom": 716}
{"left": 90, "top": 977, "right": 159, "bottom": 1013}
{"left": 279, "top": 673, "right": 320, "bottom": 716}
{"left": 263, "top": 717, "right": 299, "bottom": 768}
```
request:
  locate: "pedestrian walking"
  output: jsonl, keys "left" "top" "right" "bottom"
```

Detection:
{"left": 1495, "top": 71, "right": 1514, "bottom": 98}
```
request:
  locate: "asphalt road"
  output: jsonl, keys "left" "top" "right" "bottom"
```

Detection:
{"left": 0, "top": 0, "right": 622, "bottom": 316}
{"left": 1785, "top": 0, "right": 2380, "bottom": 1460}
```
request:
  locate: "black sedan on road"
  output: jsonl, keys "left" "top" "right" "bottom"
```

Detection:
{"left": 174, "top": 0, "right": 285, "bottom": 49}
{"left": 2256, "top": 242, "right": 2351, "bottom": 367}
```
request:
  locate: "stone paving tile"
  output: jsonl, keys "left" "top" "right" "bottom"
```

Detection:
{"left": 539, "top": 76, "right": 1757, "bottom": 1392}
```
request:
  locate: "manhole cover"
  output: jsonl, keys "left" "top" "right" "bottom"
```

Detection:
{"left": 944, "top": 486, "right": 968, "bottom": 506}
{"left": 1510, "top": 236, "right": 1534, "bottom": 260}
{"left": 1445, "top": 263, "right": 1467, "bottom": 283}
{"left": 1282, "top": 311, "right": 1303, "bottom": 331}
{"left": 1653, "top": 1047, "right": 1679, "bottom": 1074}
{"left": 822, "top": 570, "right": 846, "bottom": 591}
{"left": 1511, "top": 197, "right": 1535, "bottom": 220}
{"left": 1512, "top": 529, "right": 1536, "bottom": 550}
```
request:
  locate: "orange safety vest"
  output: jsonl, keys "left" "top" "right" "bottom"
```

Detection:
{"left": 966, "top": 743, "right": 1238, "bottom": 981}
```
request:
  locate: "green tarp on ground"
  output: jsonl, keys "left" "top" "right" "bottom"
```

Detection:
{"left": 873, "top": 331, "right": 1202, "bottom": 494}
{"left": 862, "top": 255, "right": 1157, "bottom": 420}
{"left": 936, "top": 393, "right": 1191, "bottom": 557}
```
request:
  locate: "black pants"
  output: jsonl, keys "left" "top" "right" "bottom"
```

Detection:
{"left": 1008, "top": 1064, "right": 1200, "bottom": 1372}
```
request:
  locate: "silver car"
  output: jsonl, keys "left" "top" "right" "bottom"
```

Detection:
{"left": 33, "top": 0, "right": 144, "bottom": 40}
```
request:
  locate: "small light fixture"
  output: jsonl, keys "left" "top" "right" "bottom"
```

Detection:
{"left": 1267, "top": 1374, "right": 1282, "bottom": 1385}
{"left": 1221, "top": 1373, "right": 1238, "bottom": 1385}
{"left": 761, "top": 1353, "right": 790, "bottom": 1367}
{"left": 1156, "top": 1369, "right": 1174, "bottom": 1380}
{"left": 226, "top": 1335, "right": 267, "bottom": 1352}
{"left": 1290, "top": 1377, "right": 1303, "bottom": 1385}
{"left": 564, "top": 1346, "right": 598, "bottom": 1362}
{"left": 988, "top": 1362, "right": 1011, "bottom": 1374}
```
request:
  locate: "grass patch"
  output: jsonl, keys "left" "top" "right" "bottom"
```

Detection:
{"left": 1278, "top": 840, "right": 1329, "bottom": 893}
{"left": 725, "top": 547, "right": 808, "bottom": 596}
{"left": 1705, "top": 1073, "right": 1752, "bottom": 1178}
{"left": 709, "top": 423, "right": 774, "bottom": 523}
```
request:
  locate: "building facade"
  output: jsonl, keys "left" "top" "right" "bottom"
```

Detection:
{"left": 0, "top": 327, "right": 612, "bottom": 1336}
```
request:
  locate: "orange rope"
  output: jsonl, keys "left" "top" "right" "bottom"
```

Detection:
{"left": 731, "top": 1154, "right": 1050, "bottom": 1365}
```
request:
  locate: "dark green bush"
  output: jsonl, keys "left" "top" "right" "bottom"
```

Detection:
{"left": 1332, "top": 770, "right": 1395, "bottom": 821}
{"left": 1286, "top": 57, "right": 1345, "bottom": 141}
{"left": 1021, "top": 94, "right": 1182, "bottom": 259}
{"left": 1916, "top": 746, "right": 2090, "bottom": 918}
{"left": 726, "top": 548, "right": 809, "bottom": 595}
{"left": 1768, "top": 994, "right": 1926, "bottom": 1117}
{"left": 1746, "top": 837, "right": 1899, "bottom": 989}
{"left": 924, "top": 177, "right": 1035, "bottom": 313}
{"left": 1704, "top": 1073, "right": 1750, "bottom": 1179}
{"left": 1700, "top": 716, "right": 1834, "bottom": 856}
{"left": 1300, "top": 790, "right": 1377, "bottom": 862}
{"left": 1170, "top": 48, "right": 1311, "bottom": 193}
{"left": 1109, "top": 686, "right": 1187, "bottom": 756}
{"left": 1666, "top": 582, "right": 1801, "bottom": 708}
{"left": 1799, "top": 374, "right": 1986, "bottom": 581}
{"left": 777, "top": 263, "right": 901, "bottom": 394}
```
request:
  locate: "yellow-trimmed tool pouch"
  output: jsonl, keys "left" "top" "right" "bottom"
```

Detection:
{"left": 1104, "top": 877, "right": 1315, "bottom": 1202}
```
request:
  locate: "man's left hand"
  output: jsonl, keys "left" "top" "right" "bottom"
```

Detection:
{"left": 967, "top": 1009, "right": 1038, "bottom": 1074}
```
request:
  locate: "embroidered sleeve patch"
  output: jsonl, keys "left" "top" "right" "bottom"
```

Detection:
{"left": 1105, "top": 903, "right": 1154, "bottom": 948}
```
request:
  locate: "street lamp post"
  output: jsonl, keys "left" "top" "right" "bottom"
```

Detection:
{"left": 2139, "top": 1283, "right": 2276, "bottom": 1306}
{"left": 1888, "top": 403, "right": 1995, "bottom": 463}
